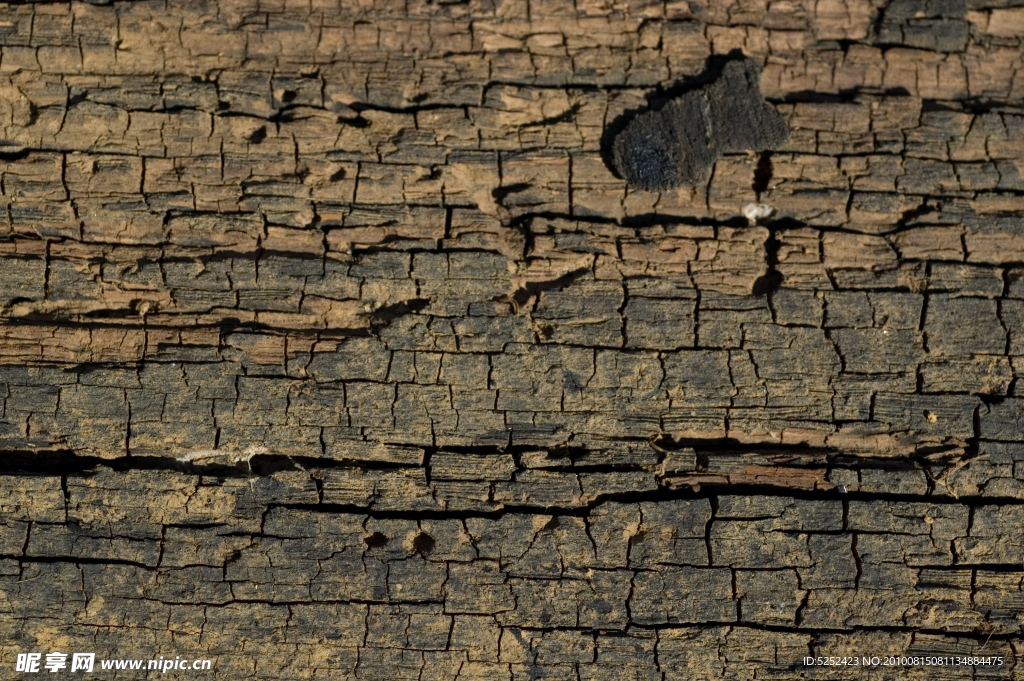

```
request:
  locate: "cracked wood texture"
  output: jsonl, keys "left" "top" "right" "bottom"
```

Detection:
{"left": 1, "top": 0, "right": 1024, "bottom": 678}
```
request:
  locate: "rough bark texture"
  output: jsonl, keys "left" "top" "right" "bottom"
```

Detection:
{"left": 1, "top": 0, "right": 1024, "bottom": 678}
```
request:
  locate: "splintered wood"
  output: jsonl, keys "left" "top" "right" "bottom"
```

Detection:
{"left": 0, "top": 0, "right": 1023, "bottom": 678}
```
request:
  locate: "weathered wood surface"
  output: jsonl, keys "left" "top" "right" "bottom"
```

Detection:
{"left": 1, "top": 0, "right": 1024, "bottom": 678}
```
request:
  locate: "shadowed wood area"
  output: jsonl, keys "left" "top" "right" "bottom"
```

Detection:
{"left": 1, "top": 0, "right": 1023, "bottom": 678}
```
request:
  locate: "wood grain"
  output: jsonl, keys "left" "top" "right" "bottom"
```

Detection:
{"left": 0, "top": 0, "right": 1023, "bottom": 677}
